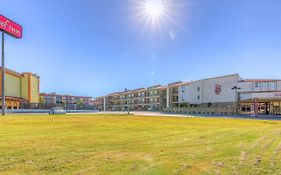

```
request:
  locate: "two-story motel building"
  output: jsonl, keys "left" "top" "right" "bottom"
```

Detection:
{"left": 0, "top": 67, "right": 40, "bottom": 109}
{"left": 94, "top": 74, "right": 281, "bottom": 115}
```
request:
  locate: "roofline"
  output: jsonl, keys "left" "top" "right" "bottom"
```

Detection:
{"left": 0, "top": 67, "right": 23, "bottom": 77}
{"left": 240, "top": 79, "right": 281, "bottom": 82}
{"left": 189, "top": 74, "right": 240, "bottom": 84}
{"left": 168, "top": 81, "right": 183, "bottom": 86}
{"left": 40, "top": 93, "right": 92, "bottom": 99}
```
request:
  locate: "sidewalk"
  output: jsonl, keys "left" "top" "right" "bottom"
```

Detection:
{"left": 96, "top": 111, "right": 281, "bottom": 121}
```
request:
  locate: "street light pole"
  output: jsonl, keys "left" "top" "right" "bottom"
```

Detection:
{"left": 125, "top": 88, "right": 130, "bottom": 115}
{"left": 1, "top": 31, "right": 5, "bottom": 115}
{"left": 232, "top": 86, "right": 241, "bottom": 115}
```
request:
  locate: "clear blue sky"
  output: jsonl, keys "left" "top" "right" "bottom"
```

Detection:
{"left": 2, "top": 0, "right": 281, "bottom": 97}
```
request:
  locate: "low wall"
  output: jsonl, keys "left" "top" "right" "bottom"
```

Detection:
{"left": 163, "top": 107, "right": 236, "bottom": 115}
{"left": 6, "top": 109, "right": 98, "bottom": 114}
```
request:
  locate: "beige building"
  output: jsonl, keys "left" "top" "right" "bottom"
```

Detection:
{"left": 0, "top": 68, "right": 40, "bottom": 109}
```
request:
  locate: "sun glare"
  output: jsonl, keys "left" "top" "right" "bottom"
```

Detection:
{"left": 136, "top": 0, "right": 170, "bottom": 27}
{"left": 144, "top": 0, "right": 166, "bottom": 18}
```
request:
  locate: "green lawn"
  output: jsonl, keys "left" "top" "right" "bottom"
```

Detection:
{"left": 1, "top": 114, "right": 281, "bottom": 175}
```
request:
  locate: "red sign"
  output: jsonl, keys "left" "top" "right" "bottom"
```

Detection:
{"left": 215, "top": 84, "right": 222, "bottom": 94}
{"left": 0, "top": 15, "right": 22, "bottom": 38}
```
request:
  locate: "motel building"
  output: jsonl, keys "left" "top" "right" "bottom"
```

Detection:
{"left": 97, "top": 74, "right": 281, "bottom": 116}
{"left": 239, "top": 80, "right": 281, "bottom": 115}
{"left": 0, "top": 67, "right": 40, "bottom": 109}
{"left": 176, "top": 74, "right": 281, "bottom": 115}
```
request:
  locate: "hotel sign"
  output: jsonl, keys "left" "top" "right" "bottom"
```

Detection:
{"left": 215, "top": 84, "right": 222, "bottom": 95}
{"left": 0, "top": 15, "right": 22, "bottom": 39}
{"left": 274, "top": 92, "right": 281, "bottom": 97}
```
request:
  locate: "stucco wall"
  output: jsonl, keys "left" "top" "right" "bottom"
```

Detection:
{"left": 185, "top": 81, "right": 203, "bottom": 104}
{"left": 178, "top": 75, "right": 240, "bottom": 104}
{"left": 30, "top": 75, "right": 39, "bottom": 103}
{"left": 20, "top": 74, "right": 29, "bottom": 100}
{"left": 4, "top": 73, "right": 21, "bottom": 98}
{"left": 238, "top": 81, "right": 253, "bottom": 92}
{"left": 202, "top": 75, "right": 239, "bottom": 103}
{"left": 277, "top": 81, "right": 281, "bottom": 91}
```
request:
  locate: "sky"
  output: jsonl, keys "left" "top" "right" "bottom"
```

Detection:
{"left": 1, "top": 0, "right": 281, "bottom": 97}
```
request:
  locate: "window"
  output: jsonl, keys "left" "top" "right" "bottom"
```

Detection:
{"left": 181, "top": 95, "right": 186, "bottom": 101}
{"left": 181, "top": 86, "right": 185, "bottom": 92}
{"left": 255, "top": 82, "right": 260, "bottom": 88}
{"left": 197, "top": 87, "right": 200, "bottom": 91}
{"left": 269, "top": 82, "right": 277, "bottom": 88}
{"left": 261, "top": 82, "right": 268, "bottom": 87}
{"left": 197, "top": 95, "right": 200, "bottom": 100}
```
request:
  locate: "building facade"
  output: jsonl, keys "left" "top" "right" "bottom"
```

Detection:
{"left": 92, "top": 96, "right": 109, "bottom": 111}
{"left": 40, "top": 93, "right": 93, "bottom": 109}
{"left": 96, "top": 74, "right": 281, "bottom": 115}
{"left": 239, "top": 79, "right": 281, "bottom": 115}
{"left": 0, "top": 68, "right": 40, "bottom": 109}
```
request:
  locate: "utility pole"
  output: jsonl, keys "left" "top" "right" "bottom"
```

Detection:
{"left": 232, "top": 86, "right": 241, "bottom": 115}
{"left": 125, "top": 88, "right": 130, "bottom": 115}
{"left": 1, "top": 31, "right": 5, "bottom": 115}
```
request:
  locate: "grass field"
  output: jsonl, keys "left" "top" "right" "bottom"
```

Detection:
{"left": 1, "top": 114, "right": 281, "bottom": 175}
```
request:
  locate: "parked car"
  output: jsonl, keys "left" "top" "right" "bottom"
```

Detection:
{"left": 49, "top": 107, "right": 66, "bottom": 115}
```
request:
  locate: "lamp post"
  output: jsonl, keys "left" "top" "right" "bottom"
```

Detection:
{"left": 232, "top": 86, "right": 241, "bottom": 115}
{"left": 124, "top": 88, "right": 130, "bottom": 115}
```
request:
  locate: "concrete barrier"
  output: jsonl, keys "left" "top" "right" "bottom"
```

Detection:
{"left": 162, "top": 107, "right": 235, "bottom": 115}
{"left": 6, "top": 109, "right": 98, "bottom": 114}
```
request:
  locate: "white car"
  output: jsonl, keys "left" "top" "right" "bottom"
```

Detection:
{"left": 49, "top": 107, "right": 66, "bottom": 115}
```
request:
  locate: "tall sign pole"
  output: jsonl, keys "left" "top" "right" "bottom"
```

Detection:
{"left": 1, "top": 31, "right": 5, "bottom": 115}
{"left": 0, "top": 15, "right": 23, "bottom": 115}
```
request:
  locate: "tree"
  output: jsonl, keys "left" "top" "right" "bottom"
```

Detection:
{"left": 76, "top": 99, "right": 84, "bottom": 110}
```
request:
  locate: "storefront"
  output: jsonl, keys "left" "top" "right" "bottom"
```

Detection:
{"left": 240, "top": 92, "right": 281, "bottom": 115}
{"left": 0, "top": 96, "right": 26, "bottom": 109}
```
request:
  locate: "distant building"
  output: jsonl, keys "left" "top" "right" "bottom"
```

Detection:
{"left": 0, "top": 67, "right": 40, "bottom": 109}
{"left": 40, "top": 93, "right": 93, "bottom": 109}
{"left": 92, "top": 96, "right": 109, "bottom": 111}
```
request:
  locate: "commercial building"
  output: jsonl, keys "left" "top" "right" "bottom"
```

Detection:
{"left": 92, "top": 96, "right": 109, "bottom": 111}
{"left": 40, "top": 93, "right": 92, "bottom": 106}
{"left": 239, "top": 79, "right": 281, "bottom": 115}
{"left": 0, "top": 67, "right": 40, "bottom": 109}
{"left": 98, "top": 85, "right": 167, "bottom": 111}
{"left": 96, "top": 74, "right": 281, "bottom": 115}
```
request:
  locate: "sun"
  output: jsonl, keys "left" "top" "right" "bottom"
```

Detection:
{"left": 136, "top": 0, "right": 169, "bottom": 27}
{"left": 144, "top": 0, "right": 166, "bottom": 19}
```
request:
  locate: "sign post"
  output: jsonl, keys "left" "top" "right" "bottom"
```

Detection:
{"left": 1, "top": 31, "right": 5, "bottom": 115}
{"left": 0, "top": 15, "right": 22, "bottom": 115}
